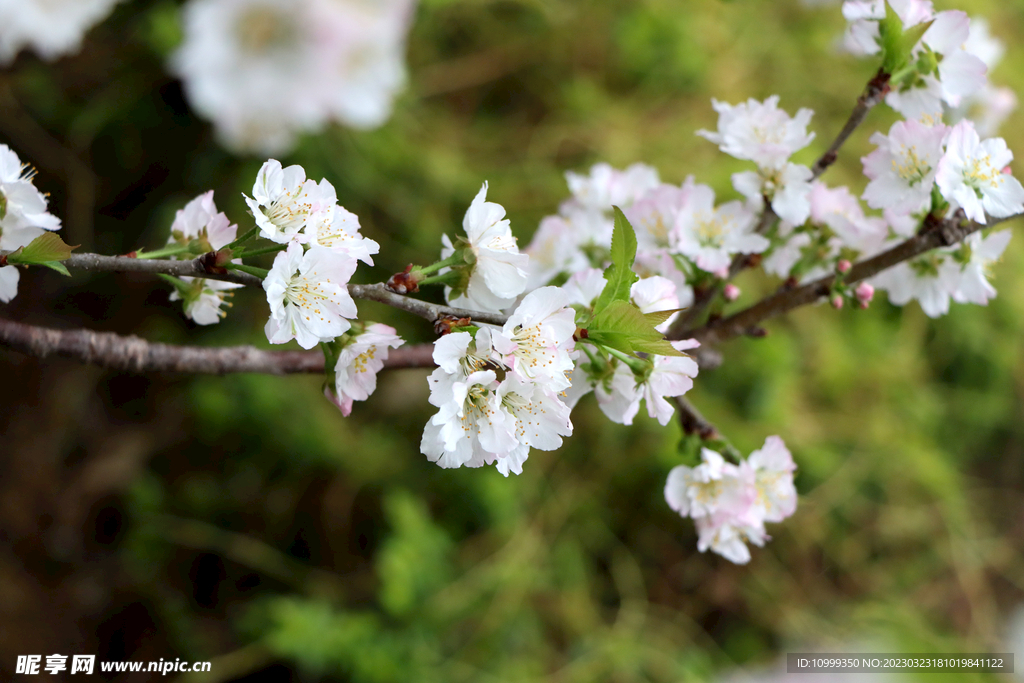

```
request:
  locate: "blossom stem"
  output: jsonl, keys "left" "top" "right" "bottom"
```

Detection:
{"left": 135, "top": 244, "right": 193, "bottom": 260}
{"left": 237, "top": 243, "right": 288, "bottom": 260}
{"left": 223, "top": 225, "right": 259, "bottom": 250}
{"left": 226, "top": 263, "right": 269, "bottom": 279}
{"left": 413, "top": 251, "right": 464, "bottom": 278}
{"left": 602, "top": 344, "right": 649, "bottom": 374}
{"left": 416, "top": 271, "right": 461, "bottom": 287}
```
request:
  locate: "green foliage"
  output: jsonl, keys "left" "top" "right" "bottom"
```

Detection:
{"left": 6, "top": 232, "right": 76, "bottom": 275}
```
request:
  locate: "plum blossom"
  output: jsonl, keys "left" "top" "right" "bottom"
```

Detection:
{"left": 862, "top": 118, "right": 947, "bottom": 215}
{"left": 733, "top": 162, "right": 814, "bottom": 226}
{"left": 421, "top": 369, "right": 516, "bottom": 470}
{"left": 0, "top": 0, "right": 123, "bottom": 64}
{"left": 0, "top": 144, "right": 62, "bottom": 304}
{"left": 665, "top": 436, "right": 797, "bottom": 564}
{"left": 172, "top": 0, "right": 415, "bottom": 154}
{"left": 494, "top": 374, "right": 573, "bottom": 476}
{"left": 841, "top": 0, "right": 935, "bottom": 56}
{"left": 490, "top": 287, "right": 577, "bottom": 391}
{"left": 263, "top": 242, "right": 358, "bottom": 349}
{"left": 169, "top": 279, "right": 240, "bottom": 326}
{"left": 305, "top": 204, "right": 379, "bottom": 266}
{"left": 697, "top": 96, "right": 815, "bottom": 170}
{"left": 596, "top": 340, "right": 699, "bottom": 426}
{"left": 564, "top": 162, "right": 660, "bottom": 212}
{"left": 442, "top": 182, "right": 529, "bottom": 313}
{"left": 523, "top": 214, "right": 590, "bottom": 289}
{"left": 168, "top": 190, "right": 237, "bottom": 251}
{"left": 631, "top": 276, "right": 682, "bottom": 333}
{"left": 673, "top": 183, "right": 767, "bottom": 273}
{"left": 950, "top": 230, "right": 1011, "bottom": 306}
{"left": 244, "top": 160, "right": 335, "bottom": 244}
{"left": 872, "top": 248, "right": 960, "bottom": 317}
{"left": 326, "top": 323, "right": 404, "bottom": 416}
{"left": 935, "top": 121, "right": 1024, "bottom": 224}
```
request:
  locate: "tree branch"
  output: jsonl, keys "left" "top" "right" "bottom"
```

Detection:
{"left": 670, "top": 70, "right": 890, "bottom": 338}
{"left": 53, "top": 253, "right": 512, "bottom": 326}
{"left": 691, "top": 212, "right": 1020, "bottom": 346}
{"left": 673, "top": 395, "right": 720, "bottom": 440}
{"left": 0, "top": 316, "right": 437, "bottom": 374}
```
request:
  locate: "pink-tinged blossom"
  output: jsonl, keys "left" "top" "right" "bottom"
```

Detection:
{"left": 935, "top": 121, "right": 1024, "bottom": 224}
{"left": 244, "top": 160, "right": 334, "bottom": 244}
{"left": 809, "top": 182, "right": 888, "bottom": 254}
{"left": 168, "top": 190, "right": 238, "bottom": 251}
{"left": 263, "top": 242, "right": 358, "bottom": 349}
{"left": 523, "top": 214, "right": 590, "bottom": 290}
{"left": 596, "top": 340, "right": 699, "bottom": 426}
{"left": 442, "top": 182, "right": 529, "bottom": 313}
{"left": 562, "top": 268, "right": 608, "bottom": 310}
{"left": 693, "top": 514, "right": 767, "bottom": 565}
{"left": 697, "top": 96, "right": 815, "bottom": 170}
{"left": 674, "top": 184, "right": 767, "bottom": 273}
{"left": 625, "top": 179, "right": 694, "bottom": 255}
{"left": 862, "top": 119, "right": 947, "bottom": 215}
{"left": 951, "top": 230, "right": 1011, "bottom": 306}
{"left": 492, "top": 287, "right": 577, "bottom": 391}
{"left": 564, "top": 162, "right": 660, "bottom": 212}
{"left": 748, "top": 436, "right": 798, "bottom": 523}
{"left": 872, "top": 249, "right": 960, "bottom": 318}
{"left": 723, "top": 283, "right": 741, "bottom": 301}
{"left": 855, "top": 281, "right": 875, "bottom": 306}
{"left": 326, "top": 323, "right": 404, "bottom": 417}
{"left": 733, "top": 162, "right": 814, "bottom": 226}
{"left": 0, "top": 0, "right": 123, "bottom": 64}
{"left": 631, "top": 276, "right": 681, "bottom": 333}
{"left": 596, "top": 362, "right": 643, "bottom": 426}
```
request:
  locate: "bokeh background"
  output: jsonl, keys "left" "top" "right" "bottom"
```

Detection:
{"left": 2, "top": 0, "right": 1024, "bottom": 680}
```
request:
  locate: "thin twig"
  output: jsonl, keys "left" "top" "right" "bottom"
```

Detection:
{"left": 0, "top": 316, "right": 436, "bottom": 373}
{"left": 691, "top": 212, "right": 1021, "bottom": 346}
{"left": 673, "top": 396, "right": 720, "bottom": 440}
{"left": 671, "top": 70, "right": 890, "bottom": 338}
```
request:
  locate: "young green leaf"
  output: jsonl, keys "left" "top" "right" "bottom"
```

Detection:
{"left": 590, "top": 206, "right": 639, "bottom": 315}
{"left": 586, "top": 300, "right": 685, "bottom": 357}
{"left": 6, "top": 233, "right": 78, "bottom": 276}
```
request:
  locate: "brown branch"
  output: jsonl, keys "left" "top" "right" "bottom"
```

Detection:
{"left": 691, "top": 212, "right": 1021, "bottom": 347}
{"left": 54, "top": 253, "right": 511, "bottom": 327}
{"left": 674, "top": 396, "right": 720, "bottom": 440}
{"left": 672, "top": 70, "right": 890, "bottom": 338}
{"left": 0, "top": 316, "right": 437, "bottom": 374}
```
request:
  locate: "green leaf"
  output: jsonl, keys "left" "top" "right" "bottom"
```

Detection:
{"left": 879, "top": 3, "right": 932, "bottom": 75}
{"left": 643, "top": 308, "right": 684, "bottom": 327}
{"left": 587, "top": 300, "right": 684, "bottom": 357}
{"left": 591, "top": 207, "right": 639, "bottom": 315}
{"left": 631, "top": 338, "right": 685, "bottom": 357}
{"left": 6, "top": 232, "right": 78, "bottom": 276}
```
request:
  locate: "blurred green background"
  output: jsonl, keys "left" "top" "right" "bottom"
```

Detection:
{"left": 2, "top": 0, "right": 1024, "bottom": 681}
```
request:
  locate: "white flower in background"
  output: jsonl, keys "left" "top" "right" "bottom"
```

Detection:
{"left": 491, "top": 287, "right": 577, "bottom": 391}
{"left": 562, "top": 267, "right": 608, "bottom": 309}
{"left": 305, "top": 204, "right": 379, "bottom": 265}
{"left": 0, "top": 144, "right": 62, "bottom": 304}
{"left": 951, "top": 230, "right": 1011, "bottom": 306}
{"left": 625, "top": 179, "right": 695, "bottom": 256}
{"left": 935, "top": 121, "right": 1024, "bottom": 224}
{"left": 523, "top": 214, "right": 590, "bottom": 290}
{"left": 693, "top": 514, "right": 767, "bottom": 565}
{"left": 326, "top": 323, "right": 404, "bottom": 416}
{"left": 596, "top": 361, "right": 644, "bottom": 425}
{"left": 810, "top": 182, "right": 887, "bottom": 254}
{"left": 443, "top": 182, "right": 529, "bottom": 313}
{"left": 0, "top": 0, "right": 123, "bottom": 64}
{"left": 841, "top": 0, "right": 934, "bottom": 56}
{"left": 872, "top": 249, "right": 960, "bottom": 317}
{"left": 564, "top": 162, "right": 660, "bottom": 212}
{"left": 172, "top": 0, "right": 414, "bottom": 154}
{"left": 168, "top": 190, "right": 238, "bottom": 250}
{"left": 673, "top": 184, "right": 767, "bottom": 273}
{"left": 631, "top": 276, "right": 681, "bottom": 333}
{"left": 697, "top": 96, "right": 815, "bottom": 170}
{"left": 733, "top": 162, "right": 814, "bottom": 226}
{"left": 263, "top": 242, "right": 358, "bottom": 348}
{"left": 421, "top": 369, "right": 516, "bottom": 470}
{"left": 862, "top": 118, "right": 947, "bottom": 215}
{"left": 954, "top": 85, "right": 1018, "bottom": 139}
{"left": 244, "top": 160, "right": 334, "bottom": 244}
{"left": 747, "top": 436, "right": 798, "bottom": 523}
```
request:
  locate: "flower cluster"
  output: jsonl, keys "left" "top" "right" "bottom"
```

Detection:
{"left": 665, "top": 437, "right": 797, "bottom": 564}
{"left": 0, "top": 0, "right": 123, "bottom": 64}
{"left": 0, "top": 144, "right": 61, "bottom": 303}
{"left": 172, "top": 0, "right": 416, "bottom": 154}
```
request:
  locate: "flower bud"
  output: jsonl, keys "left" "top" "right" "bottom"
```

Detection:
{"left": 831, "top": 294, "right": 844, "bottom": 309}
{"left": 837, "top": 259, "right": 852, "bottom": 274}
{"left": 723, "top": 283, "right": 740, "bottom": 301}
{"left": 855, "top": 282, "right": 874, "bottom": 305}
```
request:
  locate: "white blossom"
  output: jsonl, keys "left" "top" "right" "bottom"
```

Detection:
{"left": 170, "top": 279, "right": 240, "bottom": 326}
{"left": 305, "top": 204, "right": 379, "bottom": 266}
{"left": 491, "top": 287, "right": 577, "bottom": 391}
{"left": 935, "top": 121, "right": 1024, "bottom": 224}
{"left": 747, "top": 436, "right": 798, "bottom": 523}
{"left": 673, "top": 184, "right": 767, "bottom": 273}
{"left": 0, "top": 266, "right": 18, "bottom": 304}
{"left": 950, "top": 230, "right": 1011, "bottom": 306}
{"left": 564, "top": 162, "right": 660, "bottom": 212}
{"left": 697, "top": 96, "right": 815, "bottom": 170}
{"left": 631, "top": 276, "right": 681, "bottom": 333}
{"left": 523, "top": 214, "right": 590, "bottom": 290}
{"left": 172, "top": 0, "right": 414, "bottom": 154}
{"left": 443, "top": 182, "right": 529, "bottom": 313}
{"left": 244, "top": 160, "right": 333, "bottom": 244}
{"left": 733, "top": 162, "right": 814, "bottom": 226}
{"left": 263, "top": 242, "right": 358, "bottom": 349}
{"left": 596, "top": 340, "right": 699, "bottom": 426}
{"left": 862, "top": 118, "right": 947, "bottom": 215}
{"left": 0, "top": 0, "right": 122, "bottom": 64}
{"left": 326, "top": 323, "right": 404, "bottom": 416}
{"left": 872, "top": 249, "right": 960, "bottom": 318}
{"left": 168, "top": 190, "right": 238, "bottom": 251}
